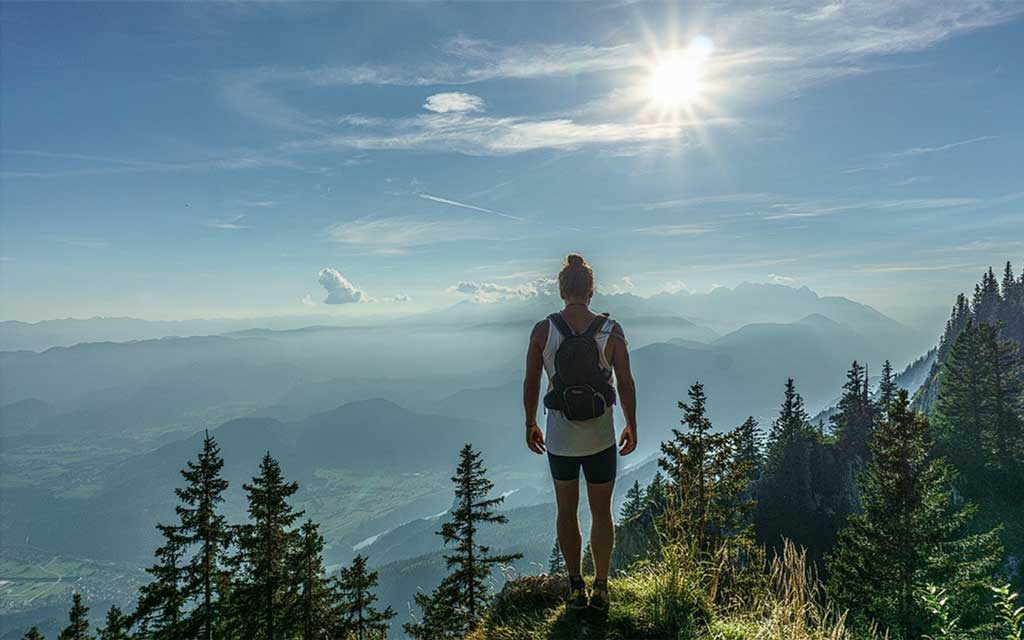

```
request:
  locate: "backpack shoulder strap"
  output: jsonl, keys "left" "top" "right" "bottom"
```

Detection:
{"left": 582, "top": 313, "right": 610, "bottom": 338}
{"left": 547, "top": 312, "right": 575, "bottom": 338}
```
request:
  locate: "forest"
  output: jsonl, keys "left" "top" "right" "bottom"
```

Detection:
{"left": 24, "top": 263, "right": 1024, "bottom": 640}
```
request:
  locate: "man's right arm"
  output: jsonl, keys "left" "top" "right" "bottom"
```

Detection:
{"left": 523, "top": 321, "right": 546, "bottom": 454}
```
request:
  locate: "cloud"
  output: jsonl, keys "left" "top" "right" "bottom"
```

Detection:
{"left": 451, "top": 277, "right": 557, "bottom": 301}
{"left": 658, "top": 280, "right": 689, "bottom": 294}
{"left": 318, "top": 267, "right": 366, "bottom": 304}
{"left": 293, "top": 112, "right": 696, "bottom": 156}
{"left": 423, "top": 92, "right": 485, "bottom": 113}
{"left": 768, "top": 273, "right": 795, "bottom": 284}
{"left": 326, "top": 216, "right": 489, "bottom": 254}
{"left": 887, "top": 135, "right": 996, "bottom": 159}
{"left": 381, "top": 294, "right": 411, "bottom": 303}
{"left": 299, "top": 293, "right": 315, "bottom": 307}
{"left": 205, "top": 214, "right": 250, "bottom": 230}
{"left": 418, "top": 193, "right": 524, "bottom": 221}
{"left": 632, "top": 224, "right": 712, "bottom": 236}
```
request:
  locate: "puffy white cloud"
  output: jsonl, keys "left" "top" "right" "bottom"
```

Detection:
{"left": 318, "top": 267, "right": 366, "bottom": 304}
{"left": 423, "top": 92, "right": 485, "bottom": 113}
{"left": 452, "top": 277, "right": 556, "bottom": 301}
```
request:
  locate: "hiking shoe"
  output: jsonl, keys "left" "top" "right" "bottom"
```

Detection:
{"left": 567, "top": 576, "right": 588, "bottom": 610}
{"left": 589, "top": 579, "right": 610, "bottom": 611}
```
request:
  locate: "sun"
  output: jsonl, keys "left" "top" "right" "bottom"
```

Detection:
{"left": 645, "top": 38, "right": 713, "bottom": 107}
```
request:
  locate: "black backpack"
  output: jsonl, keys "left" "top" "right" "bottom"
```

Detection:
{"left": 542, "top": 312, "right": 617, "bottom": 421}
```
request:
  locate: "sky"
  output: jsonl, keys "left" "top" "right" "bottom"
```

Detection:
{"left": 1, "top": 1, "right": 1022, "bottom": 326}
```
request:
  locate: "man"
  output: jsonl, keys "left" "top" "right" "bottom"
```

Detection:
{"left": 523, "top": 253, "right": 638, "bottom": 611}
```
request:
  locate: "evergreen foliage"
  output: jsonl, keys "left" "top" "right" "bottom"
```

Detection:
{"left": 231, "top": 453, "right": 304, "bottom": 640}
{"left": 334, "top": 554, "right": 395, "bottom": 640}
{"left": 293, "top": 520, "right": 332, "bottom": 640}
{"left": 135, "top": 523, "right": 187, "bottom": 638}
{"left": 830, "top": 360, "right": 877, "bottom": 459}
{"left": 97, "top": 606, "right": 131, "bottom": 640}
{"left": 935, "top": 320, "right": 1024, "bottom": 490}
{"left": 657, "top": 382, "right": 753, "bottom": 550}
{"left": 756, "top": 378, "right": 840, "bottom": 557}
{"left": 827, "top": 390, "right": 1003, "bottom": 637}
{"left": 57, "top": 593, "right": 92, "bottom": 640}
{"left": 174, "top": 431, "right": 231, "bottom": 640}
{"left": 546, "top": 541, "right": 565, "bottom": 575}
{"left": 23, "top": 628, "right": 44, "bottom": 640}
{"left": 405, "top": 444, "right": 521, "bottom": 639}
{"left": 878, "top": 359, "right": 898, "bottom": 421}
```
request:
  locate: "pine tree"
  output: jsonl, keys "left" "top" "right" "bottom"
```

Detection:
{"left": 934, "top": 320, "right": 1003, "bottom": 485}
{"left": 334, "top": 554, "right": 395, "bottom": 640}
{"left": 57, "top": 593, "right": 92, "bottom": 640}
{"left": 610, "top": 481, "right": 646, "bottom": 570}
{"left": 979, "top": 322, "right": 1024, "bottom": 480}
{"left": 293, "top": 520, "right": 332, "bottom": 640}
{"left": 831, "top": 361, "right": 876, "bottom": 458}
{"left": 658, "top": 382, "right": 753, "bottom": 549}
{"left": 175, "top": 431, "right": 230, "bottom": 640}
{"left": 827, "top": 390, "right": 1002, "bottom": 637}
{"left": 405, "top": 444, "right": 521, "bottom": 639}
{"left": 766, "top": 378, "right": 812, "bottom": 466}
{"left": 878, "top": 359, "right": 899, "bottom": 419}
{"left": 23, "top": 627, "right": 44, "bottom": 640}
{"left": 734, "top": 416, "right": 763, "bottom": 481}
{"left": 96, "top": 606, "right": 131, "bottom": 640}
{"left": 547, "top": 541, "right": 565, "bottom": 574}
{"left": 755, "top": 378, "right": 836, "bottom": 556}
{"left": 231, "top": 453, "right": 304, "bottom": 640}
{"left": 135, "top": 523, "right": 187, "bottom": 638}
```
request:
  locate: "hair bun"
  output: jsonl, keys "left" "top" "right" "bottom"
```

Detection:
{"left": 565, "top": 253, "right": 585, "bottom": 267}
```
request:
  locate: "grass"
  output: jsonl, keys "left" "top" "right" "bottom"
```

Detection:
{"left": 470, "top": 541, "right": 878, "bottom": 640}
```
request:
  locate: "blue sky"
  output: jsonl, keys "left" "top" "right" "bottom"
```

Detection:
{"left": 1, "top": 1, "right": 1022, "bottom": 325}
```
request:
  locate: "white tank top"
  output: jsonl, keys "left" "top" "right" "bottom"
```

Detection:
{"left": 542, "top": 314, "right": 620, "bottom": 457}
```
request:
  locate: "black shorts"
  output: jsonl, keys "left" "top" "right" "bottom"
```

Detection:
{"left": 548, "top": 445, "right": 617, "bottom": 484}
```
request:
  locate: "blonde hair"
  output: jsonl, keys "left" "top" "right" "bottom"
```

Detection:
{"left": 558, "top": 253, "right": 595, "bottom": 300}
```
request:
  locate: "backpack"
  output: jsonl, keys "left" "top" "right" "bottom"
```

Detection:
{"left": 542, "top": 312, "right": 617, "bottom": 421}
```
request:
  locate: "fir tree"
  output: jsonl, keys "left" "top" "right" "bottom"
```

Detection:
{"left": 878, "top": 359, "right": 899, "bottom": 420}
{"left": 830, "top": 361, "right": 876, "bottom": 458}
{"left": 547, "top": 541, "right": 565, "bottom": 574}
{"left": 334, "top": 554, "right": 395, "bottom": 640}
{"left": 231, "top": 453, "right": 304, "bottom": 640}
{"left": 23, "top": 628, "right": 44, "bottom": 640}
{"left": 756, "top": 378, "right": 836, "bottom": 556}
{"left": 135, "top": 523, "right": 187, "bottom": 638}
{"left": 735, "top": 416, "right": 763, "bottom": 481}
{"left": 658, "top": 382, "right": 753, "bottom": 549}
{"left": 97, "top": 606, "right": 131, "bottom": 640}
{"left": 405, "top": 444, "right": 521, "bottom": 639}
{"left": 766, "top": 378, "right": 812, "bottom": 466}
{"left": 293, "top": 520, "right": 332, "bottom": 640}
{"left": 174, "top": 431, "right": 230, "bottom": 640}
{"left": 827, "top": 390, "right": 1003, "bottom": 637}
{"left": 57, "top": 593, "right": 92, "bottom": 640}
{"left": 610, "top": 481, "right": 646, "bottom": 570}
{"left": 979, "top": 322, "right": 1024, "bottom": 479}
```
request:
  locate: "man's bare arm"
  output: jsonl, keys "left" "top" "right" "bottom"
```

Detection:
{"left": 610, "top": 324, "right": 637, "bottom": 455}
{"left": 523, "top": 321, "right": 546, "bottom": 454}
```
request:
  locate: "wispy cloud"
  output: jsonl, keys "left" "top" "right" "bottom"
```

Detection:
{"left": 763, "top": 196, "right": 983, "bottom": 220}
{"left": 887, "top": 135, "right": 996, "bottom": 159}
{"left": 632, "top": 224, "right": 713, "bottom": 236}
{"left": 326, "top": 216, "right": 490, "bottom": 254}
{"left": 291, "top": 112, "right": 697, "bottom": 156}
{"left": 418, "top": 193, "right": 524, "bottom": 221}
{"left": 205, "top": 214, "right": 251, "bottom": 230}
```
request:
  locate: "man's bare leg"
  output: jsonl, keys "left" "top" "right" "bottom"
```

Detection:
{"left": 552, "top": 478, "right": 581, "bottom": 576}
{"left": 586, "top": 479, "right": 615, "bottom": 581}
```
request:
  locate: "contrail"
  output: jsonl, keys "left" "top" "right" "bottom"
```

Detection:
{"left": 418, "top": 193, "right": 524, "bottom": 221}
